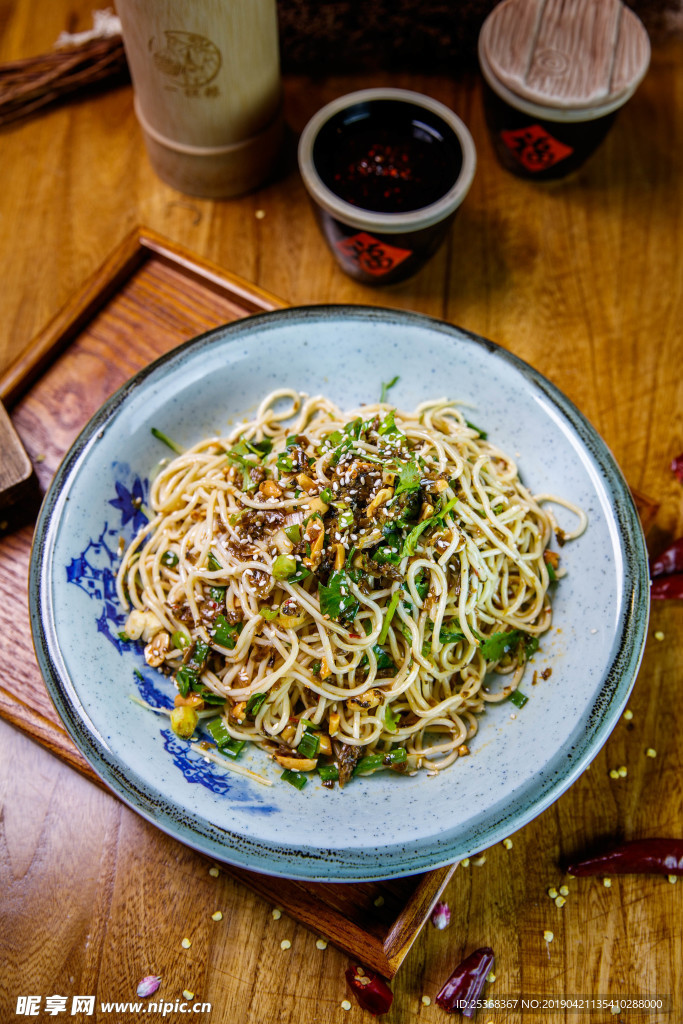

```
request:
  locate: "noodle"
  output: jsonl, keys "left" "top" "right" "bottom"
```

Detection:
{"left": 116, "top": 390, "right": 587, "bottom": 787}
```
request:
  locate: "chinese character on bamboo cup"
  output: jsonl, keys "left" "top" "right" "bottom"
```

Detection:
{"left": 478, "top": 0, "right": 650, "bottom": 180}
{"left": 297, "top": 88, "right": 476, "bottom": 286}
{"left": 115, "top": 0, "right": 284, "bottom": 198}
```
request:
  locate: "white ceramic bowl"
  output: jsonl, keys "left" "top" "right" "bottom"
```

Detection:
{"left": 30, "top": 306, "right": 649, "bottom": 881}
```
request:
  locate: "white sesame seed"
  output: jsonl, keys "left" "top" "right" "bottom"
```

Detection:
{"left": 590, "top": 628, "right": 598, "bottom": 634}
{"left": 280, "top": 939, "right": 291, "bottom": 950}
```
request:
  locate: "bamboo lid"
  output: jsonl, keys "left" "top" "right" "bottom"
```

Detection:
{"left": 479, "top": 0, "right": 650, "bottom": 113}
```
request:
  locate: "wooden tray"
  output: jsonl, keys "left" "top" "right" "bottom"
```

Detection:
{"left": 0, "top": 226, "right": 455, "bottom": 978}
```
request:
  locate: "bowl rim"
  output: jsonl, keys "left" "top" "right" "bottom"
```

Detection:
{"left": 29, "top": 304, "right": 650, "bottom": 881}
{"left": 297, "top": 88, "right": 477, "bottom": 234}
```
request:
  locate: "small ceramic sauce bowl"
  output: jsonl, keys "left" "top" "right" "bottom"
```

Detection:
{"left": 298, "top": 88, "right": 476, "bottom": 286}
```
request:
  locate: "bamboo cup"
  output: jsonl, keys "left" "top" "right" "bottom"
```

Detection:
{"left": 115, "top": 0, "right": 283, "bottom": 197}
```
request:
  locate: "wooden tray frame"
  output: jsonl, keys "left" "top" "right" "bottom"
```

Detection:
{"left": 0, "top": 226, "right": 455, "bottom": 978}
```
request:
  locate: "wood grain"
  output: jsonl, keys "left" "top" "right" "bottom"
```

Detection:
{"left": 1, "top": 2, "right": 682, "bottom": 1020}
{"left": 0, "top": 401, "right": 32, "bottom": 506}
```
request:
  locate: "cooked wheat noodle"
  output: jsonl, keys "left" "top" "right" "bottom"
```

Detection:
{"left": 116, "top": 391, "right": 586, "bottom": 784}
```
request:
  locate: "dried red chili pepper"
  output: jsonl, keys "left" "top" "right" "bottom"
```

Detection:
{"left": 671, "top": 452, "right": 683, "bottom": 483}
{"left": 567, "top": 839, "right": 683, "bottom": 876}
{"left": 651, "top": 538, "right": 683, "bottom": 578}
{"left": 435, "top": 947, "right": 494, "bottom": 1017}
{"left": 345, "top": 964, "right": 393, "bottom": 1015}
{"left": 650, "top": 573, "right": 683, "bottom": 600}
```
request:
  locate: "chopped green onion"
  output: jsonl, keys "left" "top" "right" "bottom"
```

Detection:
{"left": 276, "top": 453, "right": 295, "bottom": 472}
{"left": 246, "top": 692, "right": 267, "bottom": 716}
{"left": 509, "top": 690, "right": 529, "bottom": 709}
{"left": 117, "top": 631, "right": 131, "bottom": 642}
{"left": 297, "top": 731, "right": 320, "bottom": 759}
{"left": 272, "top": 554, "right": 297, "bottom": 580}
{"left": 385, "top": 747, "right": 407, "bottom": 765}
{"left": 222, "top": 738, "right": 247, "bottom": 758}
{"left": 465, "top": 420, "right": 488, "bottom": 440}
{"left": 284, "top": 524, "right": 302, "bottom": 543}
{"left": 355, "top": 753, "right": 384, "bottom": 774}
{"left": 175, "top": 666, "right": 198, "bottom": 697}
{"left": 317, "top": 764, "right": 340, "bottom": 782}
{"left": 338, "top": 508, "right": 354, "bottom": 529}
{"left": 311, "top": 660, "right": 321, "bottom": 675}
{"left": 286, "top": 434, "right": 299, "bottom": 448}
{"left": 207, "top": 552, "right": 223, "bottom": 572}
{"left": 161, "top": 550, "right": 179, "bottom": 567}
{"left": 172, "top": 630, "right": 190, "bottom": 650}
{"left": 261, "top": 606, "right": 280, "bottom": 620}
{"left": 281, "top": 768, "right": 307, "bottom": 790}
{"left": 383, "top": 703, "right": 400, "bottom": 733}
{"left": 320, "top": 487, "right": 333, "bottom": 504}
{"left": 300, "top": 717, "right": 321, "bottom": 730}
{"left": 151, "top": 427, "right": 183, "bottom": 454}
{"left": 206, "top": 716, "right": 232, "bottom": 747}
{"left": 211, "top": 614, "right": 241, "bottom": 648}
{"left": 378, "top": 591, "right": 400, "bottom": 645}
{"left": 547, "top": 562, "right": 558, "bottom": 582}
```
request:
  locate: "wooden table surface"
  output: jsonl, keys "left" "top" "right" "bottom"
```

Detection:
{"left": 1, "top": 4, "right": 682, "bottom": 1022}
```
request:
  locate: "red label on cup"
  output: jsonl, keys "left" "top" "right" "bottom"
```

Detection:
{"left": 500, "top": 124, "right": 573, "bottom": 172}
{"left": 335, "top": 232, "right": 412, "bottom": 276}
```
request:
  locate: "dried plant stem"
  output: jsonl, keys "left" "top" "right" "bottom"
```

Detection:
{"left": 0, "top": 36, "right": 129, "bottom": 128}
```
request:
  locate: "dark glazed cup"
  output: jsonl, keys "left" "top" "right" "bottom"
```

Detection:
{"left": 298, "top": 88, "right": 476, "bottom": 286}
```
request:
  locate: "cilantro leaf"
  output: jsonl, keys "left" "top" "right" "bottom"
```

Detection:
{"left": 394, "top": 458, "right": 421, "bottom": 496}
{"left": 380, "top": 376, "right": 400, "bottom": 403}
{"left": 318, "top": 570, "right": 360, "bottom": 623}
{"left": 402, "top": 497, "right": 457, "bottom": 557}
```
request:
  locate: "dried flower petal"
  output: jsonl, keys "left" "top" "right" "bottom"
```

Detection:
{"left": 430, "top": 901, "right": 451, "bottom": 929}
{"left": 137, "top": 976, "right": 161, "bottom": 998}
